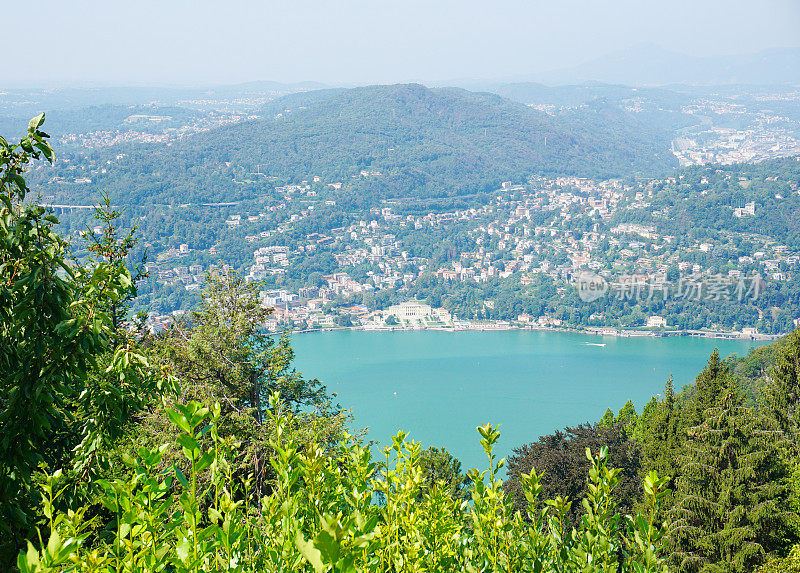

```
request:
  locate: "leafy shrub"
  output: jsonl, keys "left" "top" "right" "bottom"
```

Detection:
{"left": 18, "top": 393, "right": 670, "bottom": 572}
{"left": 1, "top": 115, "right": 171, "bottom": 562}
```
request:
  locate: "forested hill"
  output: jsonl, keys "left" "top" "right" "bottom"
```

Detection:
{"left": 182, "top": 83, "right": 678, "bottom": 198}
{"left": 40, "top": 83, "right": 678, "bottom": 206}
{"left": 254, "top": 83, "right": 678, "bottom": 183}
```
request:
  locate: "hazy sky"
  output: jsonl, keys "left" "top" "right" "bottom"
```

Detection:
{"left": 6, "top": 0, "right": 800, "bottom": 86}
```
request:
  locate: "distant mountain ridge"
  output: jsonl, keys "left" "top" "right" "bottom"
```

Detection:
{"left": 65, "top": 83, "right": 678, "bottom": 206}
{"left": 474, "top": 81, "right": 690, "bottom": 108}
{"left": 520, "top": 45, "right": 800, "bottom": 87}
{"left": 0, "top": 81, "right": 327, "bottom": 117}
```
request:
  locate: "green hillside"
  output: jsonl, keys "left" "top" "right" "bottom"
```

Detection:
{"left": 35, "top": 83, "right": 678, "bottom": 206}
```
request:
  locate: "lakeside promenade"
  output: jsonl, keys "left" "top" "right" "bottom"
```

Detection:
{"left": 288, "top": 321, "right": 782, "bottom": 341}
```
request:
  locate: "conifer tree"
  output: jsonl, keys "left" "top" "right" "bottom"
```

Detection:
{"left": 155, "top": 269, "right": 332, "bottom": 421}
{"left": 664, "top": 374, "right": 675, "bottom": 411}
{"left": 760, "top": 329, "right": 800, "bottom": 550}
{"left": 641, "top": 376, "right": 681, "bottom": 479}
{"left": 147, "top": 269, "right": 348, "bottom": 498}
{"left": 668, "top": 365, "right": 790, "bottom": 572}
{"left": 762, "top": 329, "right": 800, "bottom": 448}
{"left": 679, "top": 348, "right": 728, "bottom": 433}
{"left": 599, "top": 407, "right": 616, "bottom": 429}
{"left": 634, "top": 396, "right": 659, "bottom": 443}
{"left": 617, "top": 399, "right": 640, "bottom": 437}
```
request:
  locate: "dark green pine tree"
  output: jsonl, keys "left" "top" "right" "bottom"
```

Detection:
{"left": 616, "top": 399, "right": 639, "bottom": 437}
{"left": 633, "top": 394, "right": 660, "bottom": 444}
{"left": 679, "top": 348, "right": 729, "bottom": 433}
{"left": 761, "top": 329, "right": 800, "bottom": 447}
{"left": 668, "top": 368, "right": 790, "bottom": 572}
{"left": 635, "top": 376, "right": 682, "bottom": 521}
{"left": 665, "top": 374, "right": 675, "bottom": 413}
{"left": 641, "top": 376, "right": 681, "bottom": 479}
{"left": 599, "top": 407, "right": 615, "bottom": 428}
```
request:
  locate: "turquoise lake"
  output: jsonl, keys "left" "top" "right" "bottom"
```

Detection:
{"left": 290, "top": 330, "right": 767, "bottom": 472}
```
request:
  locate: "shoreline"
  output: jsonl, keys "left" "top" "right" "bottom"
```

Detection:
{"left": 284, "top": 322, "right": 782, "bottom": 342}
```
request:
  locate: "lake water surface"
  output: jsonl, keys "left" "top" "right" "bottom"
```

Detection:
{"left": 291, "top": 330, "right": 767, "bottom": 472}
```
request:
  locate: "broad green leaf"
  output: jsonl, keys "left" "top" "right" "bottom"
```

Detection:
{"left": 174, "top": 465, "right": 190, "bottom": 490}
{"left": 28, "top": 113, "right": 45, "bottom": 132}
{"left": 295, "top": 533, "right": 325, "bottom": 573}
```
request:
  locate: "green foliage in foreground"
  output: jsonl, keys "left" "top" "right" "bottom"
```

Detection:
{"left": 18, "top": 394, "right": 671, "bottom": 573}
{"left": 0, "top": 114, "right": 171, "bottom": 558}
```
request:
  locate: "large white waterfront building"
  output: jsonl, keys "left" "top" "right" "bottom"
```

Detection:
{"left": 382, "top": 301, "right": 452, "bottom": 325}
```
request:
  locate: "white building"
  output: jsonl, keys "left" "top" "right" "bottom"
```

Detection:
{"left": 733, "top": 201, "right": 756, "bottom": 218}
{"left": 646, "top": 316, "right": 668, "bottom": 328}
{"left": 383, "top": 301, "right": 451, "bottom": 324}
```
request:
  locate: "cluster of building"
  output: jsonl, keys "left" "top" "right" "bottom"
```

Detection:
{"left": 673, "top": 98, "right": 800, "bottom": 166}
{"left": 137, "top": 168, "right": 800, "bottom": 334}
{"left": 58, "top": 111, "right": 256, "bottom": 149}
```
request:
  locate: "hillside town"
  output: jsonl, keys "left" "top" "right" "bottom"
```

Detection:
{"left": 141, "top": 170, "right": 800, "bottom": 338}
{"left": 58, "top": 110, "right": 258, "bottom": 149}
{"left": 672, "top": 94, "right": 800, "bottom": 165}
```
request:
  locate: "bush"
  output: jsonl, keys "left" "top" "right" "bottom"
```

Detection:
{"left": 18, "top": 394, "right": 671, "bottom": 572}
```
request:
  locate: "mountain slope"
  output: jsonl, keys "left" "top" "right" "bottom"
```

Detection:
{"left": 38, "top": 83, "right": 678, "bottom": 206}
